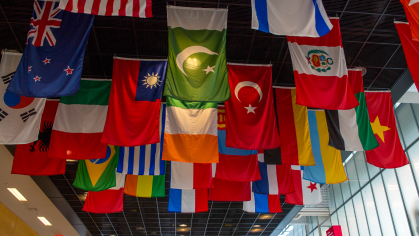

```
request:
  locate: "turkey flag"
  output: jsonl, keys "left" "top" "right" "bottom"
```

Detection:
{"left": 400, "top": 0, "right": 419, "bottom": 41}
{"left": 225, "top": 64, "right": 281, "bottom": 150}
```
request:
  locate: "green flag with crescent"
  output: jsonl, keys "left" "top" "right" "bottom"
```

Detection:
{"left": 164, "top": 5, "right": 231, "bottom": 102}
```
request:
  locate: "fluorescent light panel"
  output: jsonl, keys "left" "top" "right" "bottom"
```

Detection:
{"left": 37, "top": 217, "right": 52, "bottom": 226}
{"left": 7, "top": 188, "right": 27, "bottom": 201}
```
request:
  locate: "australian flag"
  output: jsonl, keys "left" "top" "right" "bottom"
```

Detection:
{"left": 7, "top": 0, "right": 94, "bottom": 98}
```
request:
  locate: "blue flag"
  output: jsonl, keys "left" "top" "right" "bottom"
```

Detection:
{"left": 7, "top": 0, "right": 94, "bottom": 98}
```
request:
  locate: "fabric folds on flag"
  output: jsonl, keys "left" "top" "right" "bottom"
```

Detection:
{"left": 399, "top": 0, "right": 419, "bottom": 41}
{"left": 325, "top": 69, "right": 378, "bottom": 151}
{"left": 287, "top": 18, "right": 358, "bottom": 110}
{"left": 251, "top": 0, "right": 332, "bottom": 37}
{"left": 274, "top": 88, "right": 315, "bottom": 166}
{"left": 12, "top": 99, "right": 66, "bottom": 176}
{"left": 243, "top": 184, "right": 282, "bottom": 213}
{"left": 164, "top": 6, "right": 230, "bottom": 102}
{"left": 209, "top": 178, "right": 251, "bottom": 201}
{"left": 286, "top": 166, "right": 322, "bottom": 205}
{"left": 162, "top": 97, "right": 218, "bottom": 163}
{"left": 170, "top": 161, "right": 213, "bottom": 189}
{"left": 252, "top": 160, "right": 295, "bottom": 195}
{"left": 73, "top": 145, "right": 119, "bottom": 191}
{"left": 49, "top": 79, "right": 110, "bottom": 160}
{"left": 0, "top": 52, "right": 46, "bottom": 144}
{"left": 303, "top": 110, "right": 347, "bottom": 184}
{"left": 7, "top": 0, "right": 94, "bottom": 97}
{"left": 102, "top": 58, "right": 167, "bottom": 146}
{"left": 168, "top": 188, "right": 208, "bottom": 213}
{"left": 225, "top": 64, "right": 281, "bottom": 150}
{"left": 59, "top": 0, "right": 153, "bottom": 18}
{"left": 124, "top": 174, "right": 165, "bottom": 197}
{"left": 117, "top": 104, "right": 166, "bottom": 175}
{"left": 365, "top": 92, "right": 409, "bottom": 168}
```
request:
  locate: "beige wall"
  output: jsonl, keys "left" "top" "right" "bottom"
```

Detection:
{"left": 0, "top": 201, "right": 40, "bottom": 236}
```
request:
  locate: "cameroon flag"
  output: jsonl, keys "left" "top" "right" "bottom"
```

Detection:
{"left": 73, "top": 145, "right": 119, "bottom": 191}
{"left": 124, "top": 174, "right": 165, "bottom": 198}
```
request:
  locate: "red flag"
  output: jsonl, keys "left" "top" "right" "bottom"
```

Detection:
{"left": 12, "top": 100, "right": 66, "bottom": 176}
{"left": 213, "top": 154, "right": 260, "bottom": 182}
{"left": 82, "top": 188, "right": 124, "bottom": 213}
{"left": 225, "top": 64, "right": 281, "bottom": 150}
{"left": 400, "top": 0, "right": 419, "bottom": 41}
{"left": 365, "top": 92, "right": 409, "bottom": 168}
{"left": 208, "top": 178, "right": 251, "bottom": 201}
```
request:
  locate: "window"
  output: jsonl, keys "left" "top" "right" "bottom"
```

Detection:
{"left": 370, "top": 176, "right": 396, "bottom": 236}
{"left": 344, "top": 200, "right": 359, "bottom": 236}
{"left": 353, "top": 192, "right": 370, "bottom": 236}
{"left": 407, "top": 141, "right": 419, "bottom": 191}
{"left": 337, "top": 208, "right": 349, "bottom": 236}
{"left": 333, "top": 183, "right": 343, "bottom": 209}
{"left": 361, "top": 184, "right": 382, "bottom": 236}
{"left": 354, "top": 152, "right": 369, "bottom": 187}
{"left": 329, "top": 185, "right": 336, "bottom": 213}
{"left": 396, "top": 103, "right": 419, "bottom": 147}
{"left": 346, "top": 157, "right": 360, "bottom": 194}
{"left": 341, "top": 167, "right": 352, "bottom": 202}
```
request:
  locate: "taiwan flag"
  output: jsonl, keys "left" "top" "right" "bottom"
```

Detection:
{"left": 7, "top": 0, "right": 94, "bottom": 98}
{"left": 102, "top": 57, "right": 167, "bottom": 146}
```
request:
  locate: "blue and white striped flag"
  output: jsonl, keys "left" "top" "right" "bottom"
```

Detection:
{"left": 117, "top": 103, "right": 166, "bottom": 175}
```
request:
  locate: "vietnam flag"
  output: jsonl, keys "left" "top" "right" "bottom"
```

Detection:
{"left": 225, "top": 64, "right": 281, "bottom": 150}
{"left": 365, "top": 92, "right": 409, "bottom": 168}
{"left": 400, "top": 0, "right": 419, "bottom": 41}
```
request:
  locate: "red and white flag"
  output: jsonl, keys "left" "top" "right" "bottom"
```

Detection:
{"left": 399, "top": 0, "right": 419, "bottom": 41}
{"left": 59, "top": 0, "right": 152, "bottom": 18}
{"left": 225, "top": 64, "right": 281, "bottom": 150}
{"left": 285, "top": 166, "right": 322, "bottom": 205}
{"left": 287, "top": 18, "right": 358, "bottom": 110}
{"left": 170, "top": 161, "right": 213, "bottom": 189}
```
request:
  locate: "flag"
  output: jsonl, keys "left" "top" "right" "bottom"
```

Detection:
{"left": 325, "top": 69, "right": 378, "bottom": 151}
{"left": 0, "top": 52, "right": 46, "bottom": 144}
{"left": 287, "top": 18, "right": 359, "bottom": 110}
{"left": 164, "top": 5, "right": 230, "bottom": 102}
{"left": 251, "top": 0, "right": 332, "bottom": 37}
{"left": 124, "top": 174, "right": 165, "bottom": 197}
{"left": 82, "top": 172, "right": 126, "bottom": 213}
{"left": 49, "top": 79, "right": 111, "bottom": 160}
{"left": 59, "top": 0, "right": 152, "bottom": 18}
{"left": 365, "top": 92, "right": 409, "bottom": 168}
{"left": 12, "top": 99, "right": 65, "bottom": 176}
{"left": 208, "top": 178, "right": 251, "bottom": 201}
{"left": 243, "top": 184, "right": 282, "bottom": 213}
{"left": 170, "top": 161, "right": 213, "bottom": 189}
{"left": 399, "top": 0, "right": 419, "bottom": 41}
{"left": 252, "top": 159, "right": 295, "bottom": 195}
{"left": 117, "top": 104, "right": 166, "bottom": 175}
{"left": 263, "top": 148, "right": 282, "bottom": 165}
{"left": 213, "top": 106, "right": 260, "bottom": 182}
{"left": 395, "top": 22, "right": 419, "bottom": 90}
{"left": 225, "top": 64, "right": 281, "bottom": 150}
{"left": 285, "top": 166, "right": 322, "bottom": 205}
{"left": 73, "top": 145, "right": 119, "bottom": 191}
{"left": 303, "top": 110, "right": 347, "bottom": 184}
{"left": 168, "top": 188, "right": 208, "bottom": 213}
{"left": 102, "top": 58, "right": 167, "bottom": 146}
{"left": 274, "top": 87, "right": 315, "bottom": 166}
{"left": 7, "top": 0, "right": 94, "bottom": 97}
{"left": 162, "top": 97, "right": 218, "bottom": 163}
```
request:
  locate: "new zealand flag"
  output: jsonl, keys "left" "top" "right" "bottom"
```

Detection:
{"left": 7, "top": 0, "right": 94, "bottom": 98}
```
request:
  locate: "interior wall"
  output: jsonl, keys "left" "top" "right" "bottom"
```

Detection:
{"left": 0, "top": 200, "right": 40, "bottom": 236}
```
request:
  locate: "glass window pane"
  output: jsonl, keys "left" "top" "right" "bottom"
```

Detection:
{"left": 396, "top": 103, "right": 419, "bottom": 146}
{"left": 353, "top": 192, "right": 370, "bottom": 236}
{"left": 337, "top": 207, "right": 350, "bottom": 236}
{"left": 361, "top": 184, "right": 383, "bottom": 236}
{"left": 333, "top": 183, "right": 343, "bottom": 209}
{"left": 396, "top": 115, "right": 406, "bottom": 149}
{"left": 366, "top": 161, "right": 380, "bottom": 179}
{"left": 346, "top": 157, "right": 360, "bottom": 193}
{"left": 344, "top": 200, "right": 359, "bottom": 236}
{"left": 321, "top": 227, "right": 329, "bottom": 236}
{"left": 341, "top": 168, "right": 352, "bottom": 201}
{"left": 329, "top": 185, "right": 336, "bottom": 213}
{"left": 407, "top": 141, "right": 419, "bottom": 190}
{"left": 382, "top": 169, "right": 412, "bottom": 235}
{"left": 331, "top": 213, "right": 338, "bottom": 225}
{"left": 354, "top": 152, "right": 369, "bottom": 187}
{"left": 371, "top": 176, "right": 396, "bottom": 236}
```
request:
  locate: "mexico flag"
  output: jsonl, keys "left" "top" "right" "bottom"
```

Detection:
{"left": 287, "top": 18, "right": 358, "bottom": 110}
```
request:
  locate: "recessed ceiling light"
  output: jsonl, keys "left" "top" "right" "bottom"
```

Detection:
{"left": 37, "top": 217, "right": 52, "bottom": 226}
{"left": 258, "top": 214, "right": 274, "bottom": 219}
{"left": 7, "top": 188, "right": 27, "bottom": 201}
{"left": 179, "top": 224, "right": 187, "bottom": 227}
{"left": 253, "top": 225, "right": 261, "bottom": 228}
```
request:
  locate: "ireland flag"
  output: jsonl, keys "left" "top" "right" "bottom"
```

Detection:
{"left": 164, "top": 6, "right": 230, "bottom": 102}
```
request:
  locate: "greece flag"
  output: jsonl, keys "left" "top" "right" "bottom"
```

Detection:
{"left": 251, "top": 0, "right": 333, "bottom": 37}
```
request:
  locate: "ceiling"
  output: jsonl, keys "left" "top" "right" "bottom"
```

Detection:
{"left": 0, "top": 0, "right": 410, "bottom": 235}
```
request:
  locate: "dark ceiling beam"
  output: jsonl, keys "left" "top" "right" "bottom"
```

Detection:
{"left": 0, "top": 4, "right": 23, "bottom": 52}
{"left": 367, "top": 44, "right": 402, "bottom": 90}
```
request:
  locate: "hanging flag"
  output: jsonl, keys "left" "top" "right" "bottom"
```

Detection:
{"left": 213, "top": 106, "right": 260, "bottom": 182}
{"left": 303, "top": 110, "right": 347, "bottom": 184}
{"left": 395, "top": 22, "right": 419, "bottom": 90}
{"left": 162, "top": 97, "right": 218, "bottom": 163}
{"left": 287, "top": 18, "right": 358, "bottom": 110}
{"left": 274, "top": 87, "right": 315, "bottom": 166}
{"left": 325, "top": 69, "right": 378, "bottom": 151}
{"left": 365, "top": 92, "right": 409, "bottom": 168}
{"left": 12, "top": 99, "right": 65, "bottom": 176}
{"left": 59, "top": 0, "right": 152, "bottom": 18}
{"left": 251, "top": 0, "right": 332, "bottom": 37}
{"left": 0, "top": 52, "right": 46, "bottom": 144}
{"left": 102, "top": 58, "right": 167, "bottom": 146}
{"left": 73, "top": 145, "right": 119, "bottom": 191}
{"left": 168, "top": 188, "right": 208, "bottom": 213}
{"left": 243, "top": 183, "right": 282, "bottom": 213}
{"left": 7, "top": 0, "right": 94, "bottom": 97}
{"left": 225, "top": 63, "right": 281, "bottom": 150}
{"left": 252, "top": 159, "right": 295, "bottom": 195}
{"left": 399, "top": 0, "right": 419, "bottom": 41}
{"left": 208, "top": 178, "right": 251, "bottom": 201}
{"left": 285, "top": 166, "right": 322, "bottom": 205}
{"left": 164, "top": 5, "right": 230, "bottom": 102}
{"left": 82, "top": 172, "right": 126, "bottom": 213}
{"left": 170, "top": 161, "right": 213, "bottom": 189}
{"left": 49, "top": 79, "right": 111, "bottom": 160}
{"left": 263, "top": 148, "right": 282, "bottom": 165}
{"left": 117, "top": 104, "right": 166, "bottom": 175}
{"left": 124, "top": 174, "right": 165, "bottom": 197}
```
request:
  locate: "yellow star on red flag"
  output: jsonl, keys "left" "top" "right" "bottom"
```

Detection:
{"left": 370, "top": 116, "right": 391, "bottom": 143}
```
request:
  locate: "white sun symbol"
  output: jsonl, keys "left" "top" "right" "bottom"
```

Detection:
{"left": 142, "top": 72, "right": 161, "bottom": 89}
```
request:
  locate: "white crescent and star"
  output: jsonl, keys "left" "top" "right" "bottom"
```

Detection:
{"left": 176, "top": 46, "right": 218, "bottom": 77}
{"left": 234, "top": 81, "right": 263, "bottom": 114}
{"left": 410, "top": 0, "right": 419, "bottom": 6}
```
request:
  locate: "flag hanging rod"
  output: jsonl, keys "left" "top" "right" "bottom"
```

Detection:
{"left": 364, "top": 90, "right": 391, "bottom": 93}
{"left": 113, "top": 56, "right": 168, "bottom": 61}
{"left": 227, "top": 62, "right": 271, "bottom": 67}
{"left": 272, "top": 85, "right": 296, "bottom": 89}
